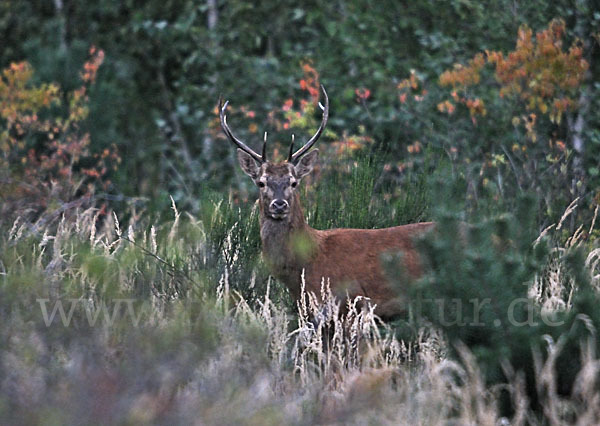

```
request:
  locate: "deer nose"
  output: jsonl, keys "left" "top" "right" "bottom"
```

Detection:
{"left": 270, "top": 199, "right": 289, "bottom": 213}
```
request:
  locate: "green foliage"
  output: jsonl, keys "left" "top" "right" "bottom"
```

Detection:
{"left": 0, "top": 198, "right": 422, "bottom": 425}
{"left": 3, "top": 0, "right": 597, "bottom": 219}
{"left": 2, "top": 2, "right": 600, "bottom": 422}
{"left": 196, "top": 190, "right": 275, "bottom": 303}
{"left": 398, "top": 190, "right": 600, "bottom": 416}
{"left": 0, "top": 53, "right": 120, "bottom": 227}
{"left": 307, "top": 152, "right": 430, "bottom": 230}
{"left": 411, "top": 196, "right": 544, "bottom": 367}
{"left": 190, "top": 153, "right": 431, "bottom": 307}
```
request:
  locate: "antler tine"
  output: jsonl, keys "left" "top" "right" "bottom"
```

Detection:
{"left": 290, "top": 84, "right": 329, "bottom": 164}
{"left": 219, "top": 97, "right": 264, "bottom": 164}
{"left": 287, "top": 134, "right": 295, "bottom": 162}
{"left": 262, "top": 132, "right": 268, "bottom": 162}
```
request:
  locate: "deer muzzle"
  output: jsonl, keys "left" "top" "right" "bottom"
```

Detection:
{"left": 269, "top": 199, "right": 290, "bottom": 218}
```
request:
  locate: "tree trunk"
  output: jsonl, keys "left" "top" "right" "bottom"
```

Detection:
{"left": 207, "top": 0, "right": 218, "bottom": 30}
{"left": 568, "top": 0, "right": 592, "bottom": 231}
{"left": 204, "top": 0, "right": 220, "bottom": 165}
{"left": 53, "top": 0, "right": 68, "bottom": 53}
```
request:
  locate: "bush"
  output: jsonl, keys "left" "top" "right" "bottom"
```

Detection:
{"left": 0, "top": 48, "right": 119, "bottom": 227}
{"left": 399, "top": 191, "right": 600, "bottom": 419}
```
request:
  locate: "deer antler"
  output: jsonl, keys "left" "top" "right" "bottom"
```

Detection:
{"left": 219, "top": 97, "right": 266, "bottom": 163}
{"left": 287, "top": 134, "right": 295, "bottom": 162}
{"left": 289, "top": 85, "right": 329, "bottom": 164}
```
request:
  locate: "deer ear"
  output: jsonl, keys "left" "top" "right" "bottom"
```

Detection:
{"left": 294, "top": 149, "right": 319, "bottom": 179}
{"left": 237, "top": 149, "right": 260, "bottom": 180}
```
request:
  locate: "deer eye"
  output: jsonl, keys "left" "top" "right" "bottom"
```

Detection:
{"left": 291, "top": 181, "right": 297, "bottom": 188}
{"left": 258, "top": 181, "right": 265, "bottom": 188}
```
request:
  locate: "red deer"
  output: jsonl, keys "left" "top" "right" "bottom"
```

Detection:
{"left": 219, "top": 86, "right": 435, "bottom": 319}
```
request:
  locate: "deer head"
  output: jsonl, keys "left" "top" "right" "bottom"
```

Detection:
{"left": 218, "top": 85, "right": 434, "bottom": 319}
{"left": 219, "top": 85, "right": 329, "bottom": 222}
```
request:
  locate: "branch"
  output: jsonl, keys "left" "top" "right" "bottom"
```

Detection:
{"left": 120, "top": 235, "right": 201, "bottom": 288}
{"left": 156, "top": 66, "right": 196, "bottom": 177}
{"left": 500, "top": 144, "right": 523, "bottom": 192}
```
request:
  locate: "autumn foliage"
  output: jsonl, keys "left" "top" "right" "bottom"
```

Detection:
{"left": 393, "top": 19, "right": 592, "bottom": 219}
{"left": 0, "top": 47, "right": 119, "bottom": 223}
{"left": 211, "top": 61, "right": 374, "bottom": 163}
{"left": 439, "top": 19, "right": 588, "bottom": 124}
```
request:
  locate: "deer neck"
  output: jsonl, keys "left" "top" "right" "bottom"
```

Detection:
{"left": 259, "top": 192, "right": 317, "bottom": 274}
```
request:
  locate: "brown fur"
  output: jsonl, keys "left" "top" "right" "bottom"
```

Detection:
{"left": 236, "top": 148, "right": 434, "bottom": 319}
{"left": 259, "top": 190, "right": 434, "bottom": 320}
{"left": 222, "top": 86, "right": 433, "bottom": 318}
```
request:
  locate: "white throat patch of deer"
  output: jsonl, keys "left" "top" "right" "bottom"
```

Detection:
{"left": 219, "top": 86, "right": 434, "bottom": 319}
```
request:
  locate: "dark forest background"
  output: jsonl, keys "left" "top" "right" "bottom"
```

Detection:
{"left": 2, "top": 3, "right": 600, "bottom": 423}
{"left": 2, "top": 0, "right": 599, "bottom": 222}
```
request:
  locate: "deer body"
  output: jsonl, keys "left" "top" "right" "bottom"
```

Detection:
{"left": 219, "top": 86, "right": 434, "bottom": 318}
{"left": 259, "top": 187, "right": 434, "bottom": 318}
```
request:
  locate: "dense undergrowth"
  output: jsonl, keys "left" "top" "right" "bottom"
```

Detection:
{"left": 2, "top": 5, "right": 600, "bottom": 424}
{"left": 1, "top": 156, "right": 600, "bottom": 424}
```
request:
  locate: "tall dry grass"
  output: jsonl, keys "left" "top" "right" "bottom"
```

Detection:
{"left": 0, "top": 200, "right": 599, "bottom": 425}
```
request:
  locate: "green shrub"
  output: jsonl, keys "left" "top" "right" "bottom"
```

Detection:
{"left": 397, "top": 192, "right": 600, "bottom": 418}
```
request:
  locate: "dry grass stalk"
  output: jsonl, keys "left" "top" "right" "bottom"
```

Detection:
{"left": 2, "top": 201, "right": 600, "bottom": 425}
